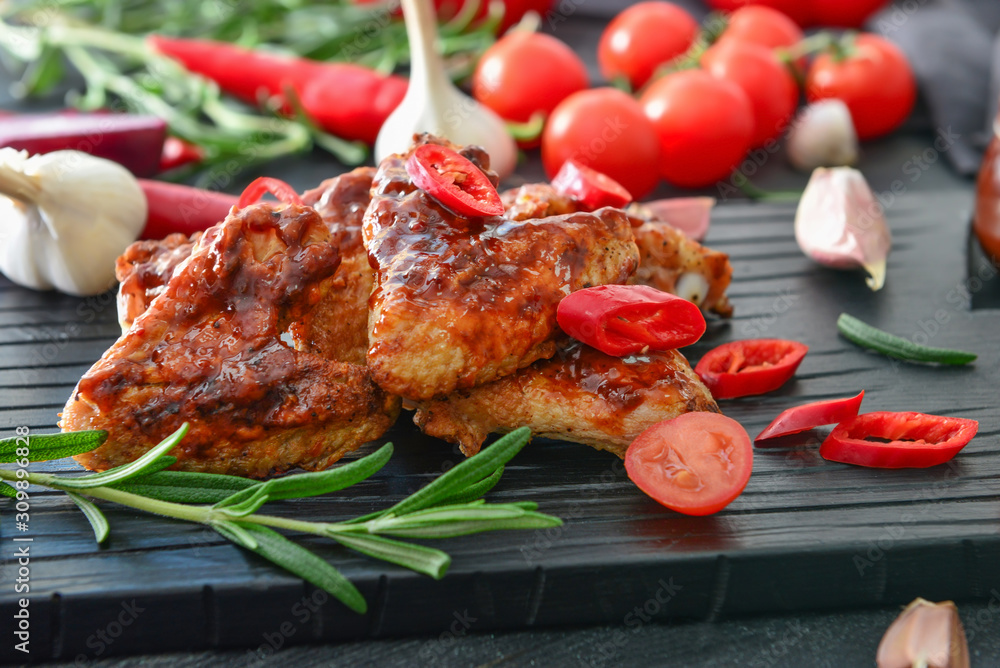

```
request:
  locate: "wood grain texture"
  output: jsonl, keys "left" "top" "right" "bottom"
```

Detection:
{"left": 1, "top": 189, "right": 998, "bottom": 663}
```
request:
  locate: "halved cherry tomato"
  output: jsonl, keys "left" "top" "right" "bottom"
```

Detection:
{"left": 756, "top": 390, "right": 865, "bottom": 442}
{"left": 695, "top": 339, "right": 808, "bottom": 399}
{"left": 806, "top": 34, "right": 915, "bottom": 140}
{"left": 626, "top": 412, "right": 753, "bottom": 516}
{"left": 551, "top": 160, "right": 632, "bottom": 210}
{"left": 405, "top": 144, "right": 504, "bottom": 217}
{"left": 558, "top": 284, "right": 706, "bottom": 356}
{"left": 820, "top": 412, "right": 978, "bottom": 468}
{"left": 597, "top": 1, "right": 699, "bottom": 90}
{"left": 237, "top": 177, "right": 303, "bottom": 208}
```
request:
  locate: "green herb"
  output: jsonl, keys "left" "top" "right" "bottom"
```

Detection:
{"left": 0, "top": 429, "right": 108, "bottom": 463}
{"left": 0, "top": 425, "right": 559, "bottom": 613}
{"left": 837, "top": 313, "right": 977, "bottom": 366}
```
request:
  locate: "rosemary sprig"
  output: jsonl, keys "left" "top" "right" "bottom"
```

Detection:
{"left": 0, "top": 425, "right": 558, "bottom": 614}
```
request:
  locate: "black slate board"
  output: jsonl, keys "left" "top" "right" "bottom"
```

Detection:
{"left": 1, "top": 187, "right": 998, "bottom": 663}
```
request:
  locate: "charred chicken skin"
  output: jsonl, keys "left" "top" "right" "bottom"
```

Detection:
{"left": 414, "top": 342, "right": 720, "bottom": 457}
{"left": 62, "top": 202, "right": 399, "bottom": 478}
{"left": 363, "top": 135, "right": 640, "bottom": 401}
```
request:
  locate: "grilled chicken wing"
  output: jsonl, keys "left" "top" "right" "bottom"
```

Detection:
{"left": 116, "top": 232, "right": 200, "bottom": 331}
{"left": 363, "top": 136, "right": 640, "bottom": 401}
{"left": 62, "top": 202, "right": 399, "bottom": 477}
{"left": 414, "top": 342, "right": 719, "bottom": 457}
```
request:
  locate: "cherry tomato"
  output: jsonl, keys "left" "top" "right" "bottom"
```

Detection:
{"left": 640, "top": 70, "right": 754, "bottom": 188}
{"left": 472, "top": 32, "right": 588, "bottom": 129}
{"left": 809, "top": 0, "right": 888, "bottom": 28}
{"left": 820, "top": 412, "right": 978, "bottom": 468}
{"left": 706, "top": 0, "right": 811, "bottom": 27}
{"left": 405, "top": 144, "right": 504, "bottom": 217}
{"left": 716, "top": 5, "right": 804, "bottom": 52}
{"left": 626, "top": 412, "right": 753, "bottom": 516}
{"left": 755, "top": 390, "right": 865, "bottom": 442}
{"left": 551, "top": 160, "right": 632, "bottom": 210}
{"left": 701, "top": 40, "right": 799, "bottom": 148}
{"left": 695, "top": 339, "right": 808, "bottom": 399}
{"left": 806, "top": 34, "right": 916, "bottom": 141}
{"left": 237, "top": 177, "right": 303, "bottom": 208}
{"left": 597, "top": 1, "right": 699, "bottom": 90}
{"left": 543, "top": 88, "right": 661, "bottom": 200}
{"left": 557, "top": 284, "right": 706, "bottom": 356}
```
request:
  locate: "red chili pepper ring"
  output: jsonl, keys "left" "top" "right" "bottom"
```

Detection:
{"left": 820, "top": 411, "right": 978, "bottom": 469}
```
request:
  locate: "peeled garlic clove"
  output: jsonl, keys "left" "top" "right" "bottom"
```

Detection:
{"left": 794, "top": 166, "right": 891, "bottom": 291}
{"left": 787, "top": 100, "right": 859, "bottom": 172}
{"left": 632, "top": 197, "right": 715, "bottom": 240}
{"left": 876, "top": 598, "right": 969, "bottom": 668}
{"left": 374, "top": 0, "right": 517, "bottom": 178}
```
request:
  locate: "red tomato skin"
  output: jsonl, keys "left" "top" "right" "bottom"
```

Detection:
{"left": 806, "top": 34, "right": 916, "bottom": 140}
{"left": 626, "top": 412, "right": 753, "bottom": 516}
{"left": 809, "top": 0, "right": 888, "bottom": 27}
{"left": 695, "top": 339, "right": 808, "bottom": 399}
{"left": 706, "top": 0, "right": 812, "bottom": 27}
{"left": 717, "top": 5, "right": 804, "bottom": 51}
{"left": 472, "top": 32, "right": 588, "bottom": 125}
{"left": 755, "top": 390, "right": 865, "bottom": 442}
{"left": 543, "top": 88, "right": 662, "bottom": 199}
{"left": 640, "top": 70, "right": 754, "bottom": 188}
{"left": 598, "top": 1, "right": 699, "bottom": 90}
{"left": 701, "top": 40, "right": 799, "bottom": 148}
{"left": 820, "top": 412, "right": 978, "bottom": 468}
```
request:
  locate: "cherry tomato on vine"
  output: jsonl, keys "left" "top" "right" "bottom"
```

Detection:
{"left": 542, "top": 88, "right": 661, "bottom": 200}
{"left": 597, "top": 1, "right": 698, "bottom": 90}
{"left": 702, "top": 40, "right": 799, "bottom": 148}
{"left": 806, "top": 34, "right": 916, "bottom": 140}
{"left": 626, "top": 412, "right": 753, "bottom": 516}
{"left": 639, "top": 69, "right": 753, "bottom": 188}
{"left": 809, "top": 0, "right": 889, "bottom": 28}
{"left": 406, "top": 144, "right": 504, "bottom": 217}
{"left": 716, "top": 5, "right": 804, "bottom": 52}
{"left": 472, "top": 31, "right": 588, "bottom": 132}
{"left": 706, "top": 0, "right": 811, "bottom": 27}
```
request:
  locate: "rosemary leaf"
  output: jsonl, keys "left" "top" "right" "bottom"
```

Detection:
{"left": 0, "top": 429, "right": 107, "bottom": 463}
{"left": 369, "top": 503, "right": 563, "bottom": 539}
{"left": 379, "top": 427, "right": 531, "bottom": 518}
{"left": 212, "top": 520, "right": 259, "bottom": 550}
{"left": 331, "top": 533, "right": 451, "bottom": 579}
{"left": 215, "top": 443, "right": 394, "bottom": 517}
{"left": 435, "top": 465, "right": 504, "bottom": 506}
{"left": 53, "top": 424, "right": 189, "bottom": 489}
{"left": 110, "top": 470, "right": 257, "bottom": 504}
{"left": 67, "top": 491, "right": 110, "bottom": 543}
{"left": 229, "top": 523, "right": 368, "bottom": 614}
{"left": 0, "top": 482, "right": 17, "bottom": 498}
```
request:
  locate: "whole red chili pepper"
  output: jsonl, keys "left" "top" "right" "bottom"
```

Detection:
{"left": 557, "top": 284, "right": 707, "bottom": 356}
{"left": 820, "top": 411, "right": 978, "bottom": 468}
{"left": 148, "top": 35, "right": 407, "bottom": 145}
{"left": 139, "top": 180, "right": 238, "bottom": 240}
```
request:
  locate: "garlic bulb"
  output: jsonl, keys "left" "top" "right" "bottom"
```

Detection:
{"left": 0, "top": 149, "right": 146, "bottom": 296}
{"left": 787, "top": 100, "right": 859, "bottom": 172}
{"left": 375, "top": 0, "right": 517, "bottom": 178}
{"left": 794, "top": 167, "right": 891, "bottom": 291}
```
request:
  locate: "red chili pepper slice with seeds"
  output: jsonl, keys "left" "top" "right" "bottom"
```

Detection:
{"left": 755, "top": 390, "right": 865, "bottom": 443}
{"left": 695, "top": 339, "right": 807, "bottom": 399}
{"left": 819, "top": 411, "right": 978, "bottom": 468}
{"left": 405, "top": 144, "right": 504, "bottom": 217}
{"left": 551, "top": 159, "right": 632, "bottom": 210}
{"left": 557, "top": 284, "right": 707, "bottom": 356}
{"left": 237, "top": 177, "right": 303, "bottom": 208}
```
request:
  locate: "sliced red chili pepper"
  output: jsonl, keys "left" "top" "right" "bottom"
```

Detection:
{"left": 694, "top": 339, "right": 808, "bottom": 399}
{"left": 159, "top": 136, "right": 205, "bottom": 172}
{"left": 405, "top": 144, "right": 504, "bottom": 217}
{"left": 755, "top": 390, "right": 865, "bottom": 443}
{"left": 237, "top": 177, "right": 304, "bottom": 208}
{"left": 551, "top": 159, "right": 632, "bottom": 210}
{"left": 819, "top": 412, "right": 978, "bottom": 468}
{"left": 557, "top": 284, "right": 706, "bottom": 356}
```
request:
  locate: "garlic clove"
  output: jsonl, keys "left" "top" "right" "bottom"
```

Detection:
{"left": 787, "top": 99, "right": 859, "bottom": 172}
{"left": 876, "top": 598, "right": 969, "bottom": 668}
{"left": 794, "top": 166, "right": 891, "bottom": 291}
{"left": 632, "top": 197, "right": 715, "bottom": 240}
{"left": 375, "top": 0, "right": 517, "bottom": 178}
